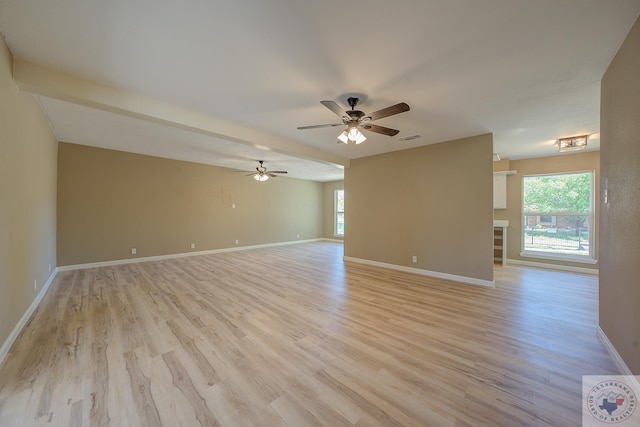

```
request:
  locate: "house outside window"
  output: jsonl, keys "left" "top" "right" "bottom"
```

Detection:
{"left": 521, "top": 171, "right": 595, "bottom": 263}
{"left": 335, "top": 189, "right": 344, "bottom": 236}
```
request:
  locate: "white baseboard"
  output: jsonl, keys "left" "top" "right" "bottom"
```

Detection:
{"left": 343, "top": 256, "right": 495, "bottom": 287}
{"left": 57, "top": 238, "right": 335, "bottom": 271}
{"left": 506, "top": 258, "right": 598, "bottom": 275}
{"left": 0, "top": 268, "right": 58, "bottom": 366}
{"left": 597, "top": 326, "right": 636, "bottom": 378}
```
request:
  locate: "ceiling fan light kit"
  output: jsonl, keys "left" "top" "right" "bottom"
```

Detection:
{"left": 338, "top": 127, "right": 367, "bottom": 144}
{"left": 298, "top": 96, "right": 410, "bottom": 145}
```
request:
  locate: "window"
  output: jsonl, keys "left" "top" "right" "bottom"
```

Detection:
{"left": 522, "top": 171, "right": 595, "bottom": 262}
{"left": 538, "top": 215, "right": 556, "bottom": 226}
{"left": 335, "top": 189, "right": 344, "bottom": 236}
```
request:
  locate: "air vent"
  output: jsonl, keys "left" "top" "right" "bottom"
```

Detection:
{"left": 397, "top": 134, "right": 421, "bottom": 141}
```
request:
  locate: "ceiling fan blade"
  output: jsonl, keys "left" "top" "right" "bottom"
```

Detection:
{"left": 245, "top": 173, "right": 257, "bottom": 176}
{"left": 366, "top": 102, "right": 410, "bottom": 121}
{"left": 297, "top": 123, "right": 343, "bottom": 130}
{"left": 361, "top": 123, "right": 400, "bottom": 136}
{"left": 269, "top": 171, "right": 288, "bottom": 174}
{"left": 320, "top": 100, "right": 350, "bottom": 119}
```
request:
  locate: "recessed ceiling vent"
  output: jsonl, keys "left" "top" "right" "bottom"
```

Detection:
{"left": 397, "top": 134, "right": 421, "bottom": 141}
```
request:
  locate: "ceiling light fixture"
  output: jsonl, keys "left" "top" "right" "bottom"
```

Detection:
{"left": 557, "top": 135, "right": 588, "bottom": 152}
{"left": 254, "top": 173, "right": 269, "bottom": 181}
{"left": 338, "top": 126, "right": 367, "bottom": 144}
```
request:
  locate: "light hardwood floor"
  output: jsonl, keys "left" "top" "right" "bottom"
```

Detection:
{"left": 0, "top": 242, "right": 618, "bottom": 426}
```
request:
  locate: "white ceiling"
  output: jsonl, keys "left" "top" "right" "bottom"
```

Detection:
{"left": 1, "top": 1, "right": 639, "bottom": 181}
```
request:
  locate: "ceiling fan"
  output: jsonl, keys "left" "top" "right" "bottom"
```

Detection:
{"left": 242, "top": 160, "right": 287, "bottom": 182}
{"left": 297, "top": 97, "right": 410, "bottom": 144}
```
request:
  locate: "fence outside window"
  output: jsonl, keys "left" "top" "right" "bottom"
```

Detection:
{"left": 523, "top": 215, "right": 590, "bottom": 256}
{"left": 521, "top": 171, "right": 594, "bottom": 261}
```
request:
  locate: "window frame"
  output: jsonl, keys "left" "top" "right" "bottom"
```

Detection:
{"left": 520, "top": 170, "right": 596, "bottom": 264}
{"left": 334, "top": 189, "right": 344, "bottom": 237}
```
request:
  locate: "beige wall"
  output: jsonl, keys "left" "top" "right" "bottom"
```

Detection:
{"left": 322, "top": 181, "right": 344, "bottom": 240}
{"left": 0, "top": 39, "right": 58, "bottom": 346}
{"left": 600, "top": 16, "right": 640, "bottom": 374}
{"left": 57, "top": 143, "right": 323, "bottom": 265}
{"left": 494, "top": 151, "right": 600, "bottom": 270}
{"left": 345, "top": 134, "right": 494, "bottom": 282}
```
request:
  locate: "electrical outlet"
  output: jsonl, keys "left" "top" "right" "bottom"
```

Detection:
{"left": 412, "top": 256, "right": 417, "bottom": 263}
{"left": 235, "top": 239, "right": 239, "bottom": 245}
{"left": 232, "top": 203, "right": 236, "bottom": 209}
{"left": 191, "top": 243, "right": 195, "bottom": 249}
{"left": 34, "top": 279, "right": 37, "bottom": 290}
{"left": 297, "top": 234, "right": 300, "bottom": 239}
{"left": 131, "top": 248, "right": 137, "bottom": 255}
{"left": 48, "top": 264, "right": 51, "bottom": 272}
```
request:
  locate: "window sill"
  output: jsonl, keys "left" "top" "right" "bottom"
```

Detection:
{"left": 519, "top": 251, "right": 597, "bottom": 264}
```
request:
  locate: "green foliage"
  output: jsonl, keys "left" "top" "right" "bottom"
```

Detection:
{"left": 336, "top": 190, "right": 345, "bottom": 212}
{"left": 523, "top": 173, "right": 591, "bottom": 214}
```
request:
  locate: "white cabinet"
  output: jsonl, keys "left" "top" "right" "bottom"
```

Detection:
{"left": 493, "top": 173, "right": 507, "bottom": 209}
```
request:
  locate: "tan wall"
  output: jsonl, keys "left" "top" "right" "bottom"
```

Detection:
{"left": 322, "top": 181, "right": 344, "bottom": 240}
{"left": 493, "top": 158, "right": 511, "bottom": 172}
{"left": 600, "top": 16, "right": 640, "bottom": 374}
{"left": 345, "top": 134, "right": 494, "bottom": 282}
{"left": 0, "top": 39, "right": 58, "bottom": 346}
{"left": 57, "top": 143, "right": 323, "bottom": 265}
{"left": 494, "top": 151, "right": 600, "bottom": 270}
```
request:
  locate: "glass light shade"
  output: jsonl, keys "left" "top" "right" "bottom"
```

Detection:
{"left": 337, "top": 131, "right": 349, "bottom": 144}
{"left": 254, "top": 173, "right": 269, "bottom": 181}
{"left": 353, "top": 131, "right": 367, "bottom": 144}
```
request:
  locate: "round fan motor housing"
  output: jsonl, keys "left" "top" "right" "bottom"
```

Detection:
{"left": 346, "top": 110, "right": 366, "bottom": 119}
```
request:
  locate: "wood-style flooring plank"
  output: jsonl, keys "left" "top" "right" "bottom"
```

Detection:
{"left": 0, "top": 242, "right": 620, "bottom": 426}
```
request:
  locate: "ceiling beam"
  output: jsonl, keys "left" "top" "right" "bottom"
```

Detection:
{"left": 12, "top": 58, "right": 349, "bottom": 168}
